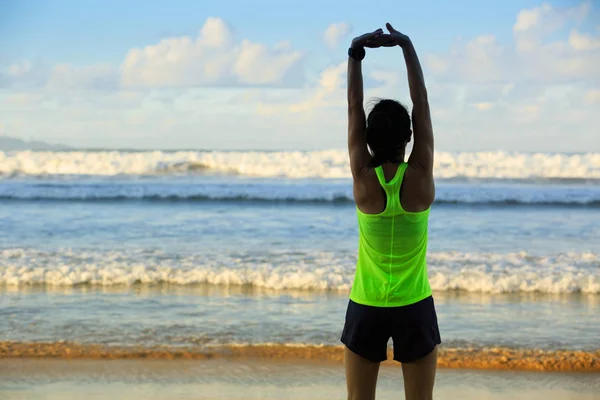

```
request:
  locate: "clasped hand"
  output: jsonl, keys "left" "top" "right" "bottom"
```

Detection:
{"left": 352, "top": 23, "right": 410, "bottom": 49}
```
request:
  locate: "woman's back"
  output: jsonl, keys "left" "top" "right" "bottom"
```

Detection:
{"left": 351, "top": 162, "right": 432, "bottom": 307}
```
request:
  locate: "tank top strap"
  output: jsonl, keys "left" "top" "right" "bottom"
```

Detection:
{"left": 374, "top": 163, "right": 408, "bottom": 214}
{"left": 374, "top": 166, "right": 387, "bottom": 187}
{"left": 374, "top": 163, "right": 408, "bottom": 186}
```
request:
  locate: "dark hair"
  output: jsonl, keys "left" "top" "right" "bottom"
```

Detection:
{"left": 365, "top": 99, "right": 411, "bottom": 167}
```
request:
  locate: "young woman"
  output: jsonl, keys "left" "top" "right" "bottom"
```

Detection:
{"left": 342, "top": 23, "right": 441, "bottom": 400}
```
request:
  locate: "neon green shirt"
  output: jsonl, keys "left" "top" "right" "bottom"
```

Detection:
{"left": 350, "top": 163, "right": 432, "bottom": 307}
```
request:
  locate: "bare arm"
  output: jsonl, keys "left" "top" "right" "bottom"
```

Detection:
{"left": 385, "top": 23, "right": 434, "bottom": 206}
{"left": 347, "top": 56, "right": 370, "bottom": 178}
{"left": 384, "top": 23, "right": 434, "bottom": 173}
{"left": 402, "top": 41, "right": 434, "bottom": 173}
{"left": 347, "top": 29, "right": 384, "bottom": 177}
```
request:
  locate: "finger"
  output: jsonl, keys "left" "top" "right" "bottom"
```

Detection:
{"left": 362, "top": 29, "right": 382, "bottom": 38}
{"left": 386, "top": 22, "right": 397, "bottom": 33}
{"left": 358, "top": 30, "right": 381, "bottom": 42}
{"left": 368, "top": 28, "right": 383, "bottom": 38}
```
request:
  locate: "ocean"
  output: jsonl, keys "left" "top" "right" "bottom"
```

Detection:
{"left": 1, "top": 149, "right": 599, "bottom": 355}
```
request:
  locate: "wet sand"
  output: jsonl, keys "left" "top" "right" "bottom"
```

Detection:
{"left": 1, "top": 341, "right": 599, "bottom": 372}
{"left": 1, "top": 358, "right": 598, "bottom": 400}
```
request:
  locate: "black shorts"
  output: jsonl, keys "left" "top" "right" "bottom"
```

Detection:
{"left": 341, "top": 296, "right": 441, "bottom": 363}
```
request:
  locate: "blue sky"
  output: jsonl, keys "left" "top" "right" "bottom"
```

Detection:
{"left": 1, "top": 0, "right": 599, "bottom": 151}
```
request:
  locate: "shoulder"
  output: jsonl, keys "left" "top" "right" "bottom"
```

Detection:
{"left": 353, "top": 166, "right": 379, "bottom": 192}
{"left": 352, "top": 167, "right": 380, "bottom": 205}
{"left": 403, "top": 163, "right": 435, "bottom": 207}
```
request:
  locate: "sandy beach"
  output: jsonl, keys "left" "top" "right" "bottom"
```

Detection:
{"left": 1, "top": 341, "right": 599, "bottom": 400}
{"left": 1, "top": 357, "right": 599, "bottom": 400}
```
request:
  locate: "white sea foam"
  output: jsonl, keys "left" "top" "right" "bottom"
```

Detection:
{"left": 1, "top": 249, "right": 597, "bottom": 294}
{"left": 1, "top": 150, "right": 600, "bottom": 180}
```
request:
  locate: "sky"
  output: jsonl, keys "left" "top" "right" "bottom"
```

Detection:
{"left": 0, "top": 0, "right": 599, "bottom": 151}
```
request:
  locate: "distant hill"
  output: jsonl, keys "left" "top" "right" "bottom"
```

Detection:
{"left": 0, "top": 136, "right": 70, "bottom": 151}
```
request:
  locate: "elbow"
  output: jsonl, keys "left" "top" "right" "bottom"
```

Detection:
{"left": 347, "top": 91, "right": 363, "bottom": 108}
{"left": 348, "top": 99, "right": 362, "bottom": 108}
{"left": 347, "top": 96, "right": 363, "bottom": 111}
{"left": 412, "top": 90, "right": 429, "bottom": 105}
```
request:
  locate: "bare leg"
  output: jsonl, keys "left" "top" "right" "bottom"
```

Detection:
{"left": 401, "top": 345, "right": 438, "bottom": 400}
{"left": 344, "top": 346, "right": 380, "bottom": 400}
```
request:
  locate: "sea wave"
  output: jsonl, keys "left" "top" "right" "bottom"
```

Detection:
{"left": 1, "top": 249, "right": 598, "bottom": 294}
{"left": 1, "top": 179, "right": 599, "bottom": 207}
{"left": 2, "top": 150, "right": 600, "bottom": 180}
{"left": 1, "top": 193, "right": 599, "bottom": 207}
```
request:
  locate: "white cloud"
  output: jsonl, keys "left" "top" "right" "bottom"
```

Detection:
{"left": 218, "top": 1, "right": 600, "bottom": 151}
{"left": 426, "top": 55, "right": 448, "bottom": 74}
{"left": 513, "top": 1, "right": 590, "bottom": 52}
{"left": 1, "top": 7, "right": 599, "bottom": 152}
{"left": 513, "top": 3, "right": 548, "bottom": 32}
{"left": 121, "top": 17, "right": 304, "bottom": 88}
{"left": 370, "top": 70, "right": 400, "bottom": 87}
{"left": 255, "top": 65, "right": 406, "bottom": 117}
{"left": 256, "top": 61, "right": 346, "bottom": 115}
{"left": 324, "top": 23, "right": 351, "bottom": 49}
{"left": 1, "top": 17, "right": 304, "bottom": 91}
{"left": 318, "top": 62, "right": 346, "bottom": 93}
{"left": 252, "top": 1, "right": 599, "bottom": 151}
{"left": 4, "top": 92, "right": 44, "bottom": 107}
{"left": 8, "top": 61, "right": 32, "bottom": 77}
{"left": 474, "top": 102, "right": 494, "bottom": 111}
{"left": 426, "top": 2, "right": 599, "bottom": 84}
{"left": 47, "top": 64, "right": 119, "bottom": 90}
{"left": 1, "top": 60, "right": 48, "bottom": 88}
{"left": 586, "top": 89, "right": 600, "bottom": 103}
{"left": 569, "top": 30, "right": 600, "bottom": 50}
{"left": 199, "top": 17, "right": 233, "bottom": 48}
{"left": 232, "top": 40, "right": 304, "bottom": 85}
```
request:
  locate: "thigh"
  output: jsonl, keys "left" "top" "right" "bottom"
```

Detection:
{"left": 401, "top": 345, "right": 438, "bottom": 400}
{"left": 344, "top": 346, "right": 380, "bottom": 400}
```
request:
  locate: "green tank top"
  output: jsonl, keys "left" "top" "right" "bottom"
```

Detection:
{"left": 349, "top": 163, "right": 432, "bottom": 307}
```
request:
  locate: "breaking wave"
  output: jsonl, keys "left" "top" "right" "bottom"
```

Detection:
{"left": 1, "top": 248, "right": 598, "bottom": 294}
{"left": 2, "top": 150, "right": 600, "bottom": 180}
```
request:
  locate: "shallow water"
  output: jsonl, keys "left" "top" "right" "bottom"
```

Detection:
{"left": 1, "top": 286, "right": 598, "bottom": 351}
{"left": 1, "top": 150, "right": 599, "bottom": 353}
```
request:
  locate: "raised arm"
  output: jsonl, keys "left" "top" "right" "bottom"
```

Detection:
{"left": 347, "top": 29, "right": 384, "bottom": 178}
{"left": 386, "top": 23, "right": 434, "bottom": 174}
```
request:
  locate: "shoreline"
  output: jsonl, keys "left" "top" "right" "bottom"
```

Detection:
{"left": 2, "top": 358, "right": 598, "bottom": 400}
{"left": 1, "top": 341, "right": 598, "bottom": 372}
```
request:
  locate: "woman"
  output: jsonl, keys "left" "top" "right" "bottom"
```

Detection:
{"left": 342, "top": 23, "right": 441, "bottom": 400}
